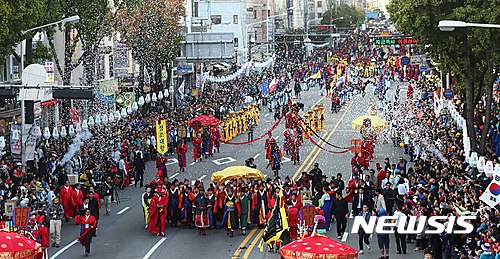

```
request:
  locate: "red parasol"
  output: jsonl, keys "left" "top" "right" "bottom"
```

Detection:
{"left": 188, "top": 115, "right": 220, "bottom": 129}
{"left": 0, "top": 231, "right": 44, "bottom": 259}
{"left": 280, "top": 235, "right": 358, "bottom": 259}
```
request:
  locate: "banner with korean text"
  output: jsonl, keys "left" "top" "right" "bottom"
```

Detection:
{"left": 156, "top": 120, "right": 168, "bottom": 155}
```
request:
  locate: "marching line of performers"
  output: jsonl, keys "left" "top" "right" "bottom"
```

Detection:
{"left": 141, "top": 178, "right": 308, "bottom": 238}
{"left": 220, "top": 104, "right": 260, "bottom": 142}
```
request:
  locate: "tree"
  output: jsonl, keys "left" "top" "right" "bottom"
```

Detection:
{"left": 44, "top": 0, "right": 114, "bottom": 85}
{"left": 388, "top": 0, "right": 500, "bottom": 155}
{"left": 116, "top": 0, "right": 184, "bottom": 92}
{"left": 321, "top": 4, "right": 365, "bottom": 27}
{"left": 0, "top": 0, "right": 47, "bottom": 65}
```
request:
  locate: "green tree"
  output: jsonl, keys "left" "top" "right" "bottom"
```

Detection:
{"left": 388, "top": 0, "right": 500, "bottom": 155}
{"left": 44, "top": 0, "right": 114, "bottom": 85}
{"left": 116, "top": 0, "right": 184, "bottom": 92}
{"left": 0, "top": 0, "right": 47, "bottom": 65}
{"left": 321, "top": 4, "right": 365, "bottom": 27}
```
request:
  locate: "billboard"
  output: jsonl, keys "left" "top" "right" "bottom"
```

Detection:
{"left": 182, "top": 33, "right": 235, "bottom": 61}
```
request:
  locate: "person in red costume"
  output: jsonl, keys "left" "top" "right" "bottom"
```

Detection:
{"left": 364, "top": 137, "right": 374, "bottom": 161}
{"left": 265, "top": 133, "right": 275, "bottom": 162}
{"left": 291, "top": 136, "right": 301, "bottom": 165}
{"left": 72, "top": 184, "right": 84, "bottom": 217}
{"left": 148, "top": 175, "right": 164, "bottom": 190}
{"left": 287, "top": 200, "right": 300, "bottom": 240}
{"left": 345, "top": 174, "right": 361, "bottom": 203}
{"left": 192, "top": 133, "right": 203, "bottom": 162}
{"left": 176, "top": 139, "right": 188, "bottom": 172}
{"left": 407, "top": 82, "right": 413, "bottom": 98}
{"left": 148, "top": 188, "right": 169, "bottom": 236}
{"left": 75, "top": 208, "right": 97, "bottom": 257}
{"left": 125, "top": 156, "right": 133, "bottom": 187}
{"left": 60, "top": 181, "right": 74, "bottom": 221}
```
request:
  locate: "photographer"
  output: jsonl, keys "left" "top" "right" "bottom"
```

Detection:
{"left": 101, "top": 176, "right": 114, "bottom": 216}
{"left": 47, "top": 197, "right": 64, "bottom": 247}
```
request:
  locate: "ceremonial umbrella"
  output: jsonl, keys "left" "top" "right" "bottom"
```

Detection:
{"left": 188, "top": 115, "right": 221, "bottom": 129}
{"left": 351, "top": 115, "right": 387, "bottom": 132}
{"left": 0, "top": 231, "right": 44, "bottom": 259}
{"left": 280, "top": 235, "right": 358, "bottom": 259}
{"left": 211, "top": 166, "right": 264, "bottom": 183}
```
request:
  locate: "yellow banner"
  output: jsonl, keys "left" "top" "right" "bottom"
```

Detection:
{"left": 156, "top": 120, "right": 168, "bottom": 155}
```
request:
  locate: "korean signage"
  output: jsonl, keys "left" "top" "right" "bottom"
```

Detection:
{"left": 10, "top": 124, "right": 37, "bottom": 160}
{"left": 44, "top": 62, "right": 55, "bottom": 83}
{"left": 374, "top": 38, "right": 417, "bottom": 45}
{"left": 13, "top": 207, "right": 30, "bottom": 228}
{"left": 300, "top": 205, "right": 315, "bottom": 227}
{"left": 98, "top": 79, "right": 119, "bottom": 96}
{"left": 156, "top": 120, "right": 168, "bottom": 155}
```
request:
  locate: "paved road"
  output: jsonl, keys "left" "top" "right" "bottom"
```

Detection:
{"left": 47, "top": 82, "right": 420, "bottom": 259}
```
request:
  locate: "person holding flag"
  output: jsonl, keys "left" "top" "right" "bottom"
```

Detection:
{"left": 258, "top": 187, "right": 290, "bottom": 253}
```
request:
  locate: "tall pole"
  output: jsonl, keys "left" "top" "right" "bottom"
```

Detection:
{"left": 20, "top": 40, "right": 26, "bottom": 172}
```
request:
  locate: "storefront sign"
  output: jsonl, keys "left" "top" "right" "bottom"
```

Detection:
{"left": 98, "top": 79, "right": 119, "bottom": 96}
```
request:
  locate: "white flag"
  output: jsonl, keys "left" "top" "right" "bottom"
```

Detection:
{"left": 480, "top": 180, "right": 500, "bottom": 208}
{"left": 178, "top": 80, "right": 185, "bottom": 99}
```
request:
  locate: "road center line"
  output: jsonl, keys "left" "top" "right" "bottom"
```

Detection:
{"left": 169, "top": 173, "right": 180, "bottom": 180}
{"left": 236, "top": 95, "right": 328, "bottom": 259}
{"left": 117, "top": 206, "right": 130, "bottom": 215}
{"left": 143, "top": 237, "right": 167, "bottom": 259}
{"left": 253, "top": 153, "right": 260, "bottom": 159}
{"left": 198, "top": 174, "right": 207, "bottom": 181}
{"left": 49, "top": 240, "right": 77, "bottom": 259}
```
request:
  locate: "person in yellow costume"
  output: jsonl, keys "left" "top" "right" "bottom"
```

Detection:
{"left": 313, "top": 108, "right": 320, "bottom": 131}
{"left": 231, "top": 114, "right": 237, "bottom": 139}
{"left": 221, "top": 121, "right": 227, "bottom": 142}
{"left": 318, "top": 104, "right": 325, "bottom": 129}
{"left": 303, "top": 113, "right": 311, "bottom": 136}
{"left": 226, "top": 116, "right": 233, "bottom": 141}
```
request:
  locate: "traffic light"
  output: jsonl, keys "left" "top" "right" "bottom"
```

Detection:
{"left": 0, "top": 88, "right": 15, "bottom": 99}
{"left": 52, "top": 88, "right": 94, "bottom": 99}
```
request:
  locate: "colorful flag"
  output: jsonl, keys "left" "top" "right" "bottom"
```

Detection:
{"left": 269, "top": 79, "right": 279, "bottom": 93}
{"left": 480, "top": 180, "right": 500, "bottom": 208}
{"left": 178, "top": 80, "right": 185, "bottom": 99}
{"left": 156, "top": 120, "right": 168, "bottom": 155}
{"left": 310, "top": 71, "right": 321, "bottom": 79}
{"left": 258, "top": 189, "right": 290, "bottom": 252}
{"left": 259, "top": 80, "right": 269, "bottom": 95}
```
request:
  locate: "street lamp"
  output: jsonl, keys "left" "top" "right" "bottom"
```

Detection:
{"left": 18, "top": 15, "right": 80, "bottom": 171}
{"left": 438, "top": 20, "right": 500, "bottom": 32}
{"left": 21, "top": 15, "right": 80, "bottom": 35}
{"left": 305, "top": 17, "right": 323, "bottom": 42}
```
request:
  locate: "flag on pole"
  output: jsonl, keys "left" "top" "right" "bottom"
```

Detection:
{"left": 259, "top": 80, "right": 269, "bottom": 95}
{"left": 178, "top": 80, "right": 185, "bottom": 100}
{"left": 269, "top": 78, "right": 279, "bottom": 93}
{"left": 310, "top": 71, "right": 321, "bottom": 79}
{"left": 258, "top": 189, "right": 290, "bottom": 252}
{"left": 480, "top": 180, "right": 500, "bottom": 208}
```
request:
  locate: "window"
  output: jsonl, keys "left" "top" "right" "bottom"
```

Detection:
{"left": 233, "top": 15, "right": 238, "bottom": 24}
{"left": 210, "top": 15, "right": 221, "bottom": 24}
{"left": 234, "top": 38, "right": 239, "bottom": 47}
{"left": 253, "top": 10, "right": 257, "bottom": 19}
{"left": 317, "top": 1, "right": 322, "bottom": 7}
{"left": 194, "top": 2, "right": 198, "bottom": 17}
{"left": 268, "top": 10, "right": 271, "bottom": 17}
